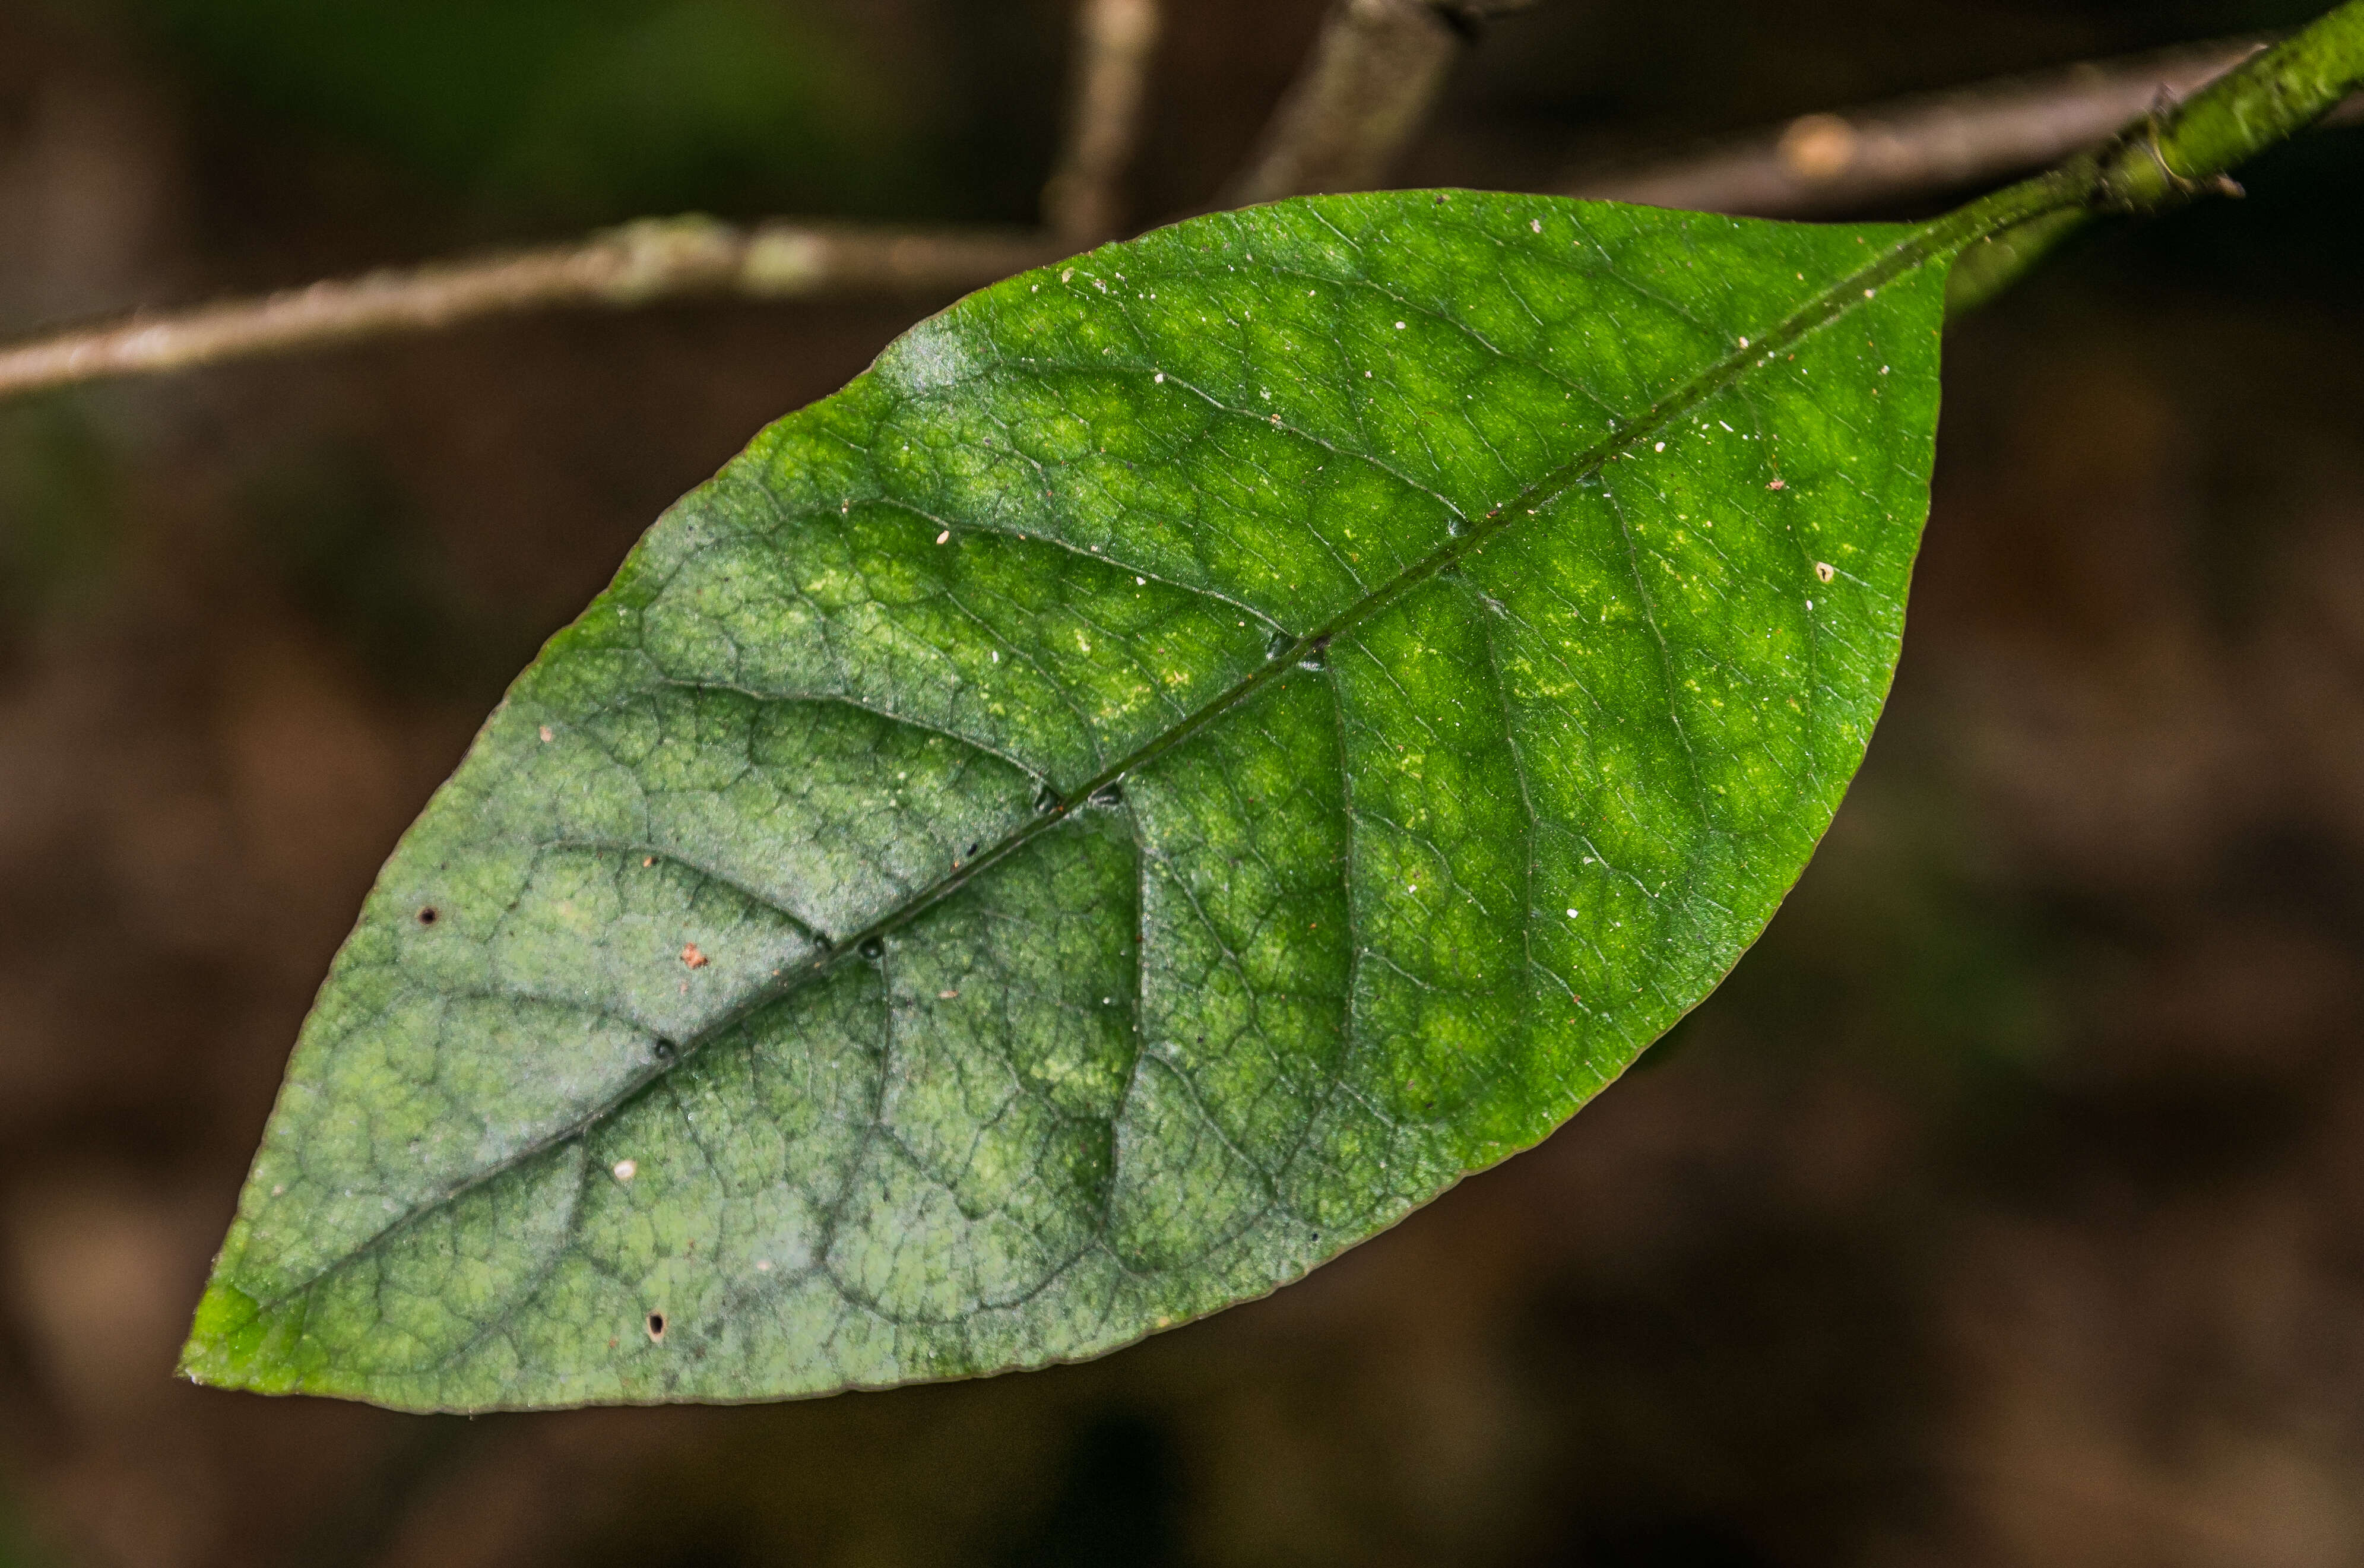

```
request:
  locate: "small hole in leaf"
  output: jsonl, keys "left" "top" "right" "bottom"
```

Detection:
{"left": 416, "top": 907, "right": 439, "bottom": 926}
{"left": 1090, "top": 784, "right": 1124, "bottom": 807}
{"left": 858, "top": 937, "right": 884, "bottom": 961}
{"left": 1033, "top": 785, "right": 1062, "bottom": 815}
{"left": 652, "top": 1040, "right": 677, "bottom": 1063}
{"left": 646, "top": 1312, "right": 666, "bottom": 1342}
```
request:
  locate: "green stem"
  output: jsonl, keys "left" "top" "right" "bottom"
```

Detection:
{"left": 1945, "top": 0, "right": 2364, "bottom": 315}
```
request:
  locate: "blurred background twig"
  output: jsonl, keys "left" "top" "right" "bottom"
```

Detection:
{"left": 1563, "top": 37, "right": 2274, "bottom": 214}
{"left": 0, "top": 219, "right": 1055, "bottom": 400}
{"left": 1223, "top": 0, "right": 1532, "bottom": 202}
{"left": 1042, "top": 0, "right": 1164, "bottom": 242}
{"left": 1, "top": 2, "right": 2357, "bottom": 403}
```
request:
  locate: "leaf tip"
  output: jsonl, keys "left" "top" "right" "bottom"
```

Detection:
{"left": 178, "top": 1278, "right": 275, "bottom": 1391}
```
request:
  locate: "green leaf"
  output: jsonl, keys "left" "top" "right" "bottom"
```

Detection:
{"left": 183, "top": 190, "right": 1952, "bottom": 1411}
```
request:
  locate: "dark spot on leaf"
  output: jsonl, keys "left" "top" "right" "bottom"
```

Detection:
{"left": 652, "top": 1040, "right": 677, "bottom": 1063}
{"left": 645, "top": 1312, "right": 666, "bottom": 1342}
{"left": 416, "top": 906, "right": 438, "bottom": 926}
{"left": 1265, "top": 630, "right": 1294, "bottom": 660}
{"left": 859, "top": 937, "right": 884, "bottom": 960}
{"left": 966, "top": 842, "right": 981, "bottom": 857}
{"left": 1090, "top": 784, "right": 1124, "bottom": 807}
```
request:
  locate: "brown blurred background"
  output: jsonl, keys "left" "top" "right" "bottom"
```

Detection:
{"left": 2, "top": 1, "right": 2363, "bottom": 1563}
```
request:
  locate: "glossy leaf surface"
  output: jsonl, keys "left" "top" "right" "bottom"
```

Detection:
{"left": 184, "top": 191, "right": 1950, "bottom": 1411}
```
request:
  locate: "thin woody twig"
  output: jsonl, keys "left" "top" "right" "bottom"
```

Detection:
{"left": 1565, "top": 39, "right": 2282, "bottom": 216}
{"left": 0, "top": 217, "right": 1058, "bottom": 401}
{"left": 1224, "top": 0, "right": 1530, "bottom": 205}
{"left": 1043, "top": 0, "right": 1164, "bottom": 243}
{"left": 2, "top": 27, "right": 2356, "bottom": 405}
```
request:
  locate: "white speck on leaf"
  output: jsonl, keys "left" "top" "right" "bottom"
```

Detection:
{"left": 613, "top": 1160, "right": 636, "bottom": 1182}
{"left": 538, "top": 726, "right": 553, "bottom": 743}
{"left": 1395, "top": 321, "right": 1406, "bottom": 330}
{"left": 936, "top": 530, "right": 951, "bottom": 544}
{"left": 882, "top": 315, "right": 969, "bottom": 392}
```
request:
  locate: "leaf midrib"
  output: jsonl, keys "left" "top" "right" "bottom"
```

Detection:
{"left": 251, "top": 185, "right": 2065, "bottom": 1313}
